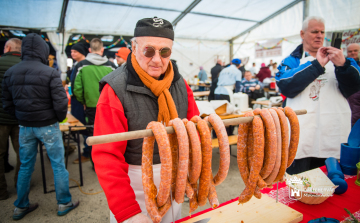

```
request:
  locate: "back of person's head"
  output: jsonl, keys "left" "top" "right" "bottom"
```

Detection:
{"left": 252, "top": 62, "right": 256, "bottom": 66}
{"left": 231, "top": 58, "right": 241, "bottom": 67}
{"left": 4, "top": 38, "right": 22, "bottom": 53}
{"left": 90, "top": 38, "right": 103, "bottom": 53}
{"left": 21, "top": 33, "right": 49, "bottom": 64}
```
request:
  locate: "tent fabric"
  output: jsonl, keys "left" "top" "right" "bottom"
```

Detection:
{"left": 0, "top": 0, "right": 62, "bottom": 30}
{"left": 1, "top": 0, "right": 359, "bottom": 80}
{"left": 47, "top": 32, "right": 71, "bottom": 81}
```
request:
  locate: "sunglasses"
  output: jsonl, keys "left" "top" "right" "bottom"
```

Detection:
{"left": 143, "top": 46, "right": 172, "bottom": 58}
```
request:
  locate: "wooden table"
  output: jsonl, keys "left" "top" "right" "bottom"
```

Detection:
{"left": 193, "top": 91, "right": 210, "bottom": 97}
{"left": 178, "top": 194, "right": 302, "bottom": 223}
{"left": 251, "top": 100, "right": 282, "bottom": 107}
{"left": 59, "top": 113, "right": 86, "bottom": 132}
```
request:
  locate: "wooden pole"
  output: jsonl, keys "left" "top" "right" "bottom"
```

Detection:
{"left": 86, "top": 109, "right": 307, "bottom": 146}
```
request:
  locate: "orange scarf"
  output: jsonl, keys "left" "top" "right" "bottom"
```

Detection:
{"left": 131, "top": 53, "right": 178, "bottom": 124}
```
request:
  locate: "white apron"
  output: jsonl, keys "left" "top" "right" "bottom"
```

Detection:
{"left": 286, "top": 53, "right": 351, "bottom": 159}
{"left": 110, "top": 164, "right": 182, "bottom": 223}
{"left": 224, "top": 85, "right": 235, "bottom": 103}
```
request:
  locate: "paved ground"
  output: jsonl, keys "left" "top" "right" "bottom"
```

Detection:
{"left": 0, "top": 138, "right": 245, "bottom": 223}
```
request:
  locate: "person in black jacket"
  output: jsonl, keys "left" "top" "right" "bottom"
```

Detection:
{"left": 0, "top": 38, "right": 22, "bottom": 201}
{"left": 2, "top": 33, "right": 79, "bottom": 220}
{"left": 209, "top": 59, "right": 223, "bottom": 101}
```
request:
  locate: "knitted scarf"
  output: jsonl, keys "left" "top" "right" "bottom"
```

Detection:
{"left": 131, "top": 53, "right": 178, "bottom": 124}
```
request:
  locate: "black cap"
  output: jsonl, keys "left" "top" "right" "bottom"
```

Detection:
{"left": 134, "top": 17, "right": 174, "bottom": 40}
{"left": 71, "top": 43, "right": 88, "bottom": 56}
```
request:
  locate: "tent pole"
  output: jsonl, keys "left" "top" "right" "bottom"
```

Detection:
{"left": 303, "top": 0, "right": 310, "bottom": 20}
{"left": 229, "top": 40, "right": 233, "bottom": 61}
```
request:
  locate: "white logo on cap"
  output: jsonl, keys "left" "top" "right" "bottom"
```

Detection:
{"left": 153, "top": 18, "right": 164, "bottom": 27}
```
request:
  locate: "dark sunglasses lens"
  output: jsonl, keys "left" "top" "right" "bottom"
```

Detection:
{"left": 144, "top": 47, "right": 155, "bottom": 58}
{"left": 160, "top": 48, "right": 171, "bottom": 58}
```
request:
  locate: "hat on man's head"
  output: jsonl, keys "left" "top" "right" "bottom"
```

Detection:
{"left": 231, "top": 58, "right": 241, "bottom": 65}
{"left": 71, "top": 43, "right": 88, "bottom": 56}
{"left": 115, "top": 47, "right": 131, "bottom": 60}
{"left": 134, "top": 17, "right": 174, "bottom": 40}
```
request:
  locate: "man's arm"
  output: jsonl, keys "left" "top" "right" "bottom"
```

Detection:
{"left": 184, "top": 80, "right": 200, "bottom": 119}
{"left": 50, "top": 70, "right": 68, "bottom": 121}
{"left": 2, "top": 72, "right": 16, "bottom": 117}
{"left": 334, "top": 58, "right": 360, "bottom": 98}
{"left": 275, "top": 56, "right": 325, "bottom": 98}
{"left": 73, "top": 70, "right": 85, "bottom": 104}
{"left": 92, "top": 84, "right": 142, "bottom": 222}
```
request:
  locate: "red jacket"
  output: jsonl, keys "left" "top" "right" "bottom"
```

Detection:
{"left": 256, "top": 67, "right": 272, "bottom": 82}
{"left": 92, "top": 81, "right": 199, "bottom": 222}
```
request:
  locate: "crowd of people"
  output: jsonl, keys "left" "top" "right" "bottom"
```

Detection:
{"left": 0, "top": 14, "right": 359, "bottom": 223}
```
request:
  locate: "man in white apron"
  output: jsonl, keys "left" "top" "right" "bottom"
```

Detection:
{"left": 276, "top": 16, "right": 360, "bottom": 174}
{"left": 214, "top": 58, "right": 243, "bottom": 103}
{"left": 214, "top": 58, "right": 243, "bottom": 135}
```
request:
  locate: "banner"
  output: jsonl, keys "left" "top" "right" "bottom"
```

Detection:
{"left": 255, "top": 38, "right": 283, "bottom": 58}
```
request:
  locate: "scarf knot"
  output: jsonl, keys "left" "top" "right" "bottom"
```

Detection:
{"left": 131, "top": 53, "right": 178, "bottom": 124}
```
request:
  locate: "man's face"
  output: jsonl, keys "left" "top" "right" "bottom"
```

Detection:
{"left": 347, "top": 44, "right": 360, "bottom": 60}
{"left": 71, "top": 50, "right": 83, "bottom": 62}
{"left": 245, "top": 72, "right": 252, "bottom": 81}
{"left": 116, "top": 56, "right": 126, "bottom": 66}
{"left": 301, "top": 20, "right": 325, "bottom": 52}
{"left": 132, "top": 36, "right": 172, "bottom": 79}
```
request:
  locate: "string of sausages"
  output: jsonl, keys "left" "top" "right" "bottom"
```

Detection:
{"left": 237, "top": 106, "right": 300, "bottom": 204}
{"left": 141, "top": 114, "right": 230, "bottom": 223}
{"left": 141, "top": 107, "right": 300, "bottom": 222}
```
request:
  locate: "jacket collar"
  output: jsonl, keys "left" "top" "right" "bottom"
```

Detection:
{"left": 290, "top": 44, "right": 304, "bottom": 59}
{"left": 2, "top": 51, "right": 21, "bottom": 57}
{"left": 126, "top": 52, "right": 181, "bottom": 87}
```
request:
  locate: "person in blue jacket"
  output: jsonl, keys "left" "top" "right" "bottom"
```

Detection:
{"left": 275, "top": 16, "right": 360, "bottom": 174}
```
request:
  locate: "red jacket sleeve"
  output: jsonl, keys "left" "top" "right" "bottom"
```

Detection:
{"left": 184, "top": 80, "right": 200, "bottom": 119}
{"left": 92, "top": 84, "right": 141, "bottom": 222}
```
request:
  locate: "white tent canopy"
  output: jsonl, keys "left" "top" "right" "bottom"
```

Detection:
{"left": 1, "top": 0, "right": 359, "bottom": 79}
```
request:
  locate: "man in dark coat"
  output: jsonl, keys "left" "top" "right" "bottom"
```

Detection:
{"left": 209, "top": 59, "right": 223, "bottom": 101}
{"left": 0, "top": 38, "right": 22, "bottom": 200}
{"left": 2, "top": 33, "right": 79, "bottom": 220}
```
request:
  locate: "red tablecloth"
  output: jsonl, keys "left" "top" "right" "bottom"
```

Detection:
{"left": 178, "top": 166, "right": 360, "bottom": 222}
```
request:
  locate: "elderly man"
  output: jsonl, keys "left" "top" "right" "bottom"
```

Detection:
{"left": 276, "top": 16, "right": 360, "bottom": 174}
{"left": 115, "top": 47, "right": 131, "bottom": 67}
{"left": 347, "top": 43, "right": 360, "bottom": 65}
{"left": 214, "top": 58, "right": 242, "bottom": 102}
{"left": 346, "top": 43, "right": 360, "bottom": 126}
{"left": 92, "top": 17, "right": 199, "bottom": 223}
{"left": 0, "top": 38, "right": 22, "bottom": 200}
{"left": 238, "top": 70, "right": 262, "bottom": 107}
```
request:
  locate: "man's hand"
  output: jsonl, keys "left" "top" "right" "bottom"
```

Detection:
{"left": 126, "top": 213, "right": 152, "bottom": 223}
{"left": 255, "top": 85, "right": 260, "bottom": 90}
{"left": 326, "top": 46, "right": 346, "bottom": 66}
{"left": 83, "top": 105, "right": 86, "bottom": 110}
{"left": 249, "top": 87, "right": 255, "bottom": 92}
{"left": 316, "top": 47, "right": 330, "bottom": 67}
